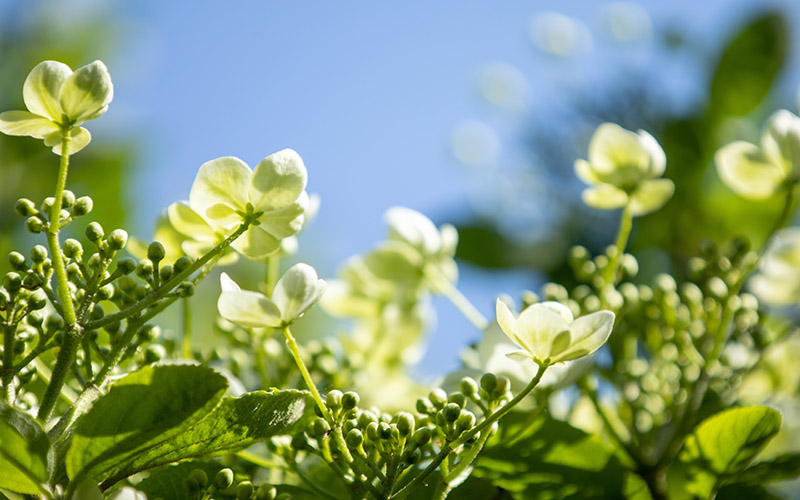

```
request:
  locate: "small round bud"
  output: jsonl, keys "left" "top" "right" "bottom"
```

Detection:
{"left": 40, "top": 197, "right": 55, "bottom": 215}
{"left": 138, "top": 325, "right": 161, "bottom": 343}
{"left": 134, "top": 284, "right": 148, "bottom": 300}
{"left": 416, "top": 398, "right": 434, "bottom": 414}
{"left": 116, "top": 257, "right": 136, "bottom": 275}
{"left": 429, "top": 388, "right": 447, "bottom": 409}
{"left": 28, "top": 290, "right": 47, "bottom": 310}
{"left": 30, "top": 245, "right": 48, "bottom": 263}
{"left": 378, "top": 421, "right": 392, "bottom": 440}
{"left": 118, "top": 275, "right": 137, "bottom": 292}
{"left": 45, "top": 313, "right": 64, "bottom": 333}
{"left": 358, "top": 410, "right": 378, "bottom": 428}
{"left": 25, "top": 217, "right": 44, "bottom": 234}
{"left": 63, "top": 239, "right": 83, "bottom": 260}
{"left": 15, "top": 198, "right": 37, "bottom": 217}
{"left": 255, "top": 484, "right": 277, "bottom": 500}
{"left": 412, "top": 427, "right": 431, "bottom": 447}
{"left": 73, "top": 196, "right": 93, "bottom": 216}
{"left": 456, "top": 410, "right": 476, "bottom": 431}
{"left": 290, "top": 434, "right": 309, "bottom": 450}
{"left": 460, "top": 377, "right": 479, "bottom": 398}
{"left": 188, "top": 468, "right": 208, "bottom": 487}
{"left": 87, "top": 253, "right": 102, "bottom": 270}
{"left": 61, "top": 190, "right": 76, "bottom": 208}
{"left": 448, "top": 393, "right": 466, "bottom": 409}
{"left": 143, "top": 344, "right": 167, "bottom": 364}
{"left": 136, "top": 259, "right": 154, "bottom": 279}
{"left": 158, "top": 265, "right": 174, "bottom": 283}
{"left": 215, "top": 468, "right": 234, "bottom": 489}
{"left": 8, "top": 252, "right": 26, "bottom": 270}
{"left": 96, "top": 283, "right": 115, "bottom": 301}
{"left": 443, "top": 403, "right": 461, "bottom": 423}
{"left": 106, "top": 229, "right": 128, "bottom": 251}
{"left": 90, "top": 304, "right": 105, "bottom": 320}
{"left": 396, "top": 412, "right": 415, "bottom": 436}
{"left": 326, "top": 390, "right": 343, "bottom": 410}
{"left": 85, "top": 222, "right": 104, "bottom": 242}
{"left": 176, "top": 281, "right": 194, "bottom": 297}
{"left": 3, "top": 272, "right": 22, "bottom": 293}
{"left": 236, "top": 481, "right": 254, "bottom": 500}
{"left": 342, "top": 391, "right": 359, "bottom": 410}
{"left": 494, "top": 376, "right": 511, "bottom": 396}
{"left": 346, "top": 428, "right": 364, "bottom": 449}
{"left": 311, "top": 417, "right": 330, "bottom": 437}
{"left": 0, "top": 288, "right": 9, "bottom": 307}
{"left": 27, "top": 310, "right": 44, "bottom": 326}
{"left": 184, "top": 476, "right": 201, "bottom": 495}
{"left": 147, "top": 241, "right": 166, "bottom": 263}
{"left": 366, "top": 421, "right": 380, "bottom": 441}
{"left": 173, "top": 256, "right": 192, "bottom": 273}
{"left": 480, "top": 373, "right": 497, "bottom": 393}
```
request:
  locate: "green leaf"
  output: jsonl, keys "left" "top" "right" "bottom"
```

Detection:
{"left": 668, "top": 406, "right": 782, "bottom": 500}
{"left": 709, "top": 12, "right": 788, "bottom": 118}
{"left": 66, "top": 365, "right": 228, "bottom": 486}
{"left": 135, "top": 461, "right": 229, "bottom": 500}
{"left": 0, "top": 403, "right": 50, "bottom": 495}
{"left": 716, "top": 483, "right": 785, "bottom": 500}
{"left": 468, "top": 415, "right": 630, "bottom": 499}
{"left": 728, "top": 453, "right": 800, "bottom": 485}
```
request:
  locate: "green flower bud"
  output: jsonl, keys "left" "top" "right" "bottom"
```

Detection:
{"left": 118, "top": 274, "right": 137, "bottom": 292}
{"left": 136, "top": 259, "right": 154, "bottom": 279}
{"left": 96, "top": 283, "right": 114, "bottom": 301}
{"left": 27, "top": 289, "right": 47, "bottom": 310}
{"left": 480, "top": 373, "right": 497, "bottom": 393}
{"left": 214, "top": 468, "right": 234, "bottom": 490}
{"left": 255, "top": 484, "right": 278, "bottom": 500}
{"left": 27, "top": 310, "right": 44, "bottom": 326}
{"left": 8, "top": 252, "right": 26, "bottom": 270}
{"left": 188, "top": 468, "right": 208, "bottom": 487}
{"left": 326, "top": 390, "right": 343, "bottom": 410}
{"left": 63, "top": 239, "right": 83, "bottom": 260}
{"left": 443, "top": 403, "right": 461, "bottom": 423}
{"left": 416, "top": 397, "right": 434, "bottom": 414}
{"left": 73, "top": 196, "right": 93, "bottom": 216}
{"left": 706, "top": 277, "right": 728, "bottom": 300}
{"left": 358, "top": 410, "right": 378, "bottom": 428}
{"left": 159, "top": 265, "right": 173, "bottom": 283}
{"left": 456, "top": 410, "right": 476, "bottom": 431}
{"left": 396, "top": 412, "right": 415, "bottom": 436}
{"left": 236, "top": 481, "right": 254, "bottom": 500}
{"left": 378, "top": 421, "right": 392, "bottom": 440}
{"left": 90, "top": 304, "right": 104, "bottom": 320}
{"left": 311, "top": 417, "right": 330, "bottom": 437}
{"left": 87, "top": 253, "right": 101, "bottom": 270}
{"left": 366, "top": 421, "right": 380, "bottom": 441}
{"left": 44, "top": 313, "right": 63, "bottom": 334}
{"left": 173, "top": 256, "right": 193, "bottom": 274}
{"left": 137, "top": 324, "right": 160, "bottom": 343}
{"left": 61, "top": 190, "right": 76, "bottom": 208}
{"left": 134, "top": 283, "right": 148, "bottom": 300}
{"left": 3, "top": 272, "right": 22, "bottom": 293}
{"left": 147, "top": 241, "right": 166, "bottom": 263}
{"left": 116, "top": 257, "right": 136, "bottom": 275}
{"left": 342, "top": 391, "right": 359, "bottom": 410}
{"left": 343, "top": 418, "right": 358, "bottom": 434}
{"left": 106, "top": 229, "right": 128, "bottom": 251}
{"left": 30, "top": 245, "right": 48, "bottom": 263}
{"left": 26, "top": 217, "right": 45, "bottom": 234}
{"left": 15, "top": 198, "right": 37, "bottom": 217}
{"left": 494, "top": 376, "right": 511, "bottom": 396}
{"left": 143, "top": 344, "right": 166, "bottom": 364}
{"left": 290, "top": 434, "right": 309, "bottom": 450}
{"left": 429, "top": 388, "right": 447, "bottom": 409}
{"left": 184, "top": 476, "right": 201, "bottom": 495}
{"left": 40, "top": 197, "right": 55, "bottom": 215}
{"left": 412, "top": 427, "right": 431, "bottom": 447}
{"left": 177, "top": 281, "right": 194, "bottom": 297}
{"left": 346, "top": 428, "right": 364, "bottom": 449}
{"left": 460, "top": 377, "right": 479, "bottom": 398}
{"left": 448, "top": 393, "right": 466, "bottom": 409}
{"left": 85, "top": 222, "right": 104, "bottom": 242}
{"left": 0, "top": 288, "right": 10, "bottom": 307}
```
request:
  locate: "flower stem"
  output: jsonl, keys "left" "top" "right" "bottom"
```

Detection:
{"left": 181, "top": 298, "right": 192, "bottom": 359}
{"left": 602, "top": 202, "right": 633, "bottom": 286}
{"left": 438, "top": 278, "right": 488, "bottom": 331}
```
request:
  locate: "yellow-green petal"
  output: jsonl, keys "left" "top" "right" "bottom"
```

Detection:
{"left": 588, "top": 123, "right": 651, "bottom": 185}
{"left": 629, "top": 178, "right": 674, "bottom": 216}
{"left": 46, "top": 127, "right": 91, "bottom": 155}
{"left": 255, "top": 193, "right": 308, "bottom": 240}
{"left": 217, "top": 273, "right": 281, "bottom": 328}
{"left": 0, "top": 110, "right": 58, "bottom": 138}
{"left": 58, "top": 60, "right": 113, "bottom": 123}
{"left": 189, "top": 156, "right": 251, "bottom": 228}
{"left": 167, "top": 202, "right": 217, "bottom": 241}
{"left": 272, "top": 263, "right": 326, "bottom": 323}
{"left": 581, "top": 184, "right": 628, "bottom": 210}
{"left": 574, "top": 158, "right": 600, "bottom": 184}
{"left": 249, "top": 149, "right": 308, "bottom": 212}
{"left": 230, "top": 226, "right": 281, "bottom": 260}
{"left": 516, "top": 304, "right": 571, "bottom": 361}
{"left": 23, "top": 60, "right": 71, "bottom": 121}
{"left": 557, "top": 310, "right": 614, "bottom": 362}
{"left": 715, "top": 141, "right": 785, "bottom": 199}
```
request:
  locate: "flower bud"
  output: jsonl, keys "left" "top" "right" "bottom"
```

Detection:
{"left": 27, "top": 310, "right": 44, "bottom": 326}
{"left": 215, "top": 468, "right": 234, "bottom": 489}
{"left": 73, "top": 196, "right": 93, "bottom": 216}
{"left": 147, "top": 241, "right": 166, "bottom": 263}
{"left": 116, "top": 257, "right": 136, "bottom": 275}
{"left": 494, "top": 376, "right": 511, "bottom": 396}
{"left": 176, "top": 281, "right": 194, "bottom": 297}
{"left": 61, "top": 190, "right": 76, "bottom": 208}
{"left": 416, "top": 397, "right": 434, "bottom": 414}
{"left": 44, "top": 313, "right": 63, "bottom": 334}
{"left": 143, "top": 344, "right": 166, "bottom": 364}
{"left": 8, "top": 252, "right": 26, "bottom": 270}
{"left": 85, "top": 222, "right": 104, "bottom": 242}
{"left": 448, "top": 393, "right": 466, "bottom": 409}
{"left": 134, "top": 284, "right": 148, "bottom": 300}
{"left": 429, "top": 388, "right": 447, "bottom": 409}
{"left": 96, "top": 283, "right": 115, "bottom": 301}
{"left": 136, "top": 259, "right": 154, "bottom": 279}
{"left": 342, "top": 391, "right": 359, "bottom": 410}
{"left": 3, "top": 272, "right": 22, "bottom": 293}
{"left": 90, "top": 304, "right": 105, "bottom": 320}
{"left": 15, "top": 198, "right": 37, "bottom": 217}
{"left": 40, "top": 197, "right": 55, "bottom": 215}
{"left": 396, "top": 412, "right": 415, "bottom": 436}
{"left": 118, "top": 275, "right": 137, "bottom": 293}
{"left": 358, "top": 410, "right": 377, "bottom": 428}
{"left": 346, "top": 428, "right": 364, "bottom": 449}
{"left": 311, "top": 417, "right": 330, "bottom": 437}
{"left": 412, "top": 427, "right": 431, "bottom": 447}
{"left": 28, "top": 289, "right": 47, "bottom": 310}
{"left": 460, "top": 377, "right": 479, "bottom": 398}
{"left": 63, "top": 239, "right": 83, "bottom": 260}
{"left": 106, "top": 229, "right": 128, "bottom": 251}
{"left": 443, "top": 403, "right": 461, "bottom": 423}
{"left": 378, "top": 422, "right": 392, "bottom": 440}
{"left": 87, "top": 253, "right": 101, "bottom": 271}
{"left": 30, "top": 245, "right": 48, "bottom": 263}
{"left": 188, "top": 468, "right": 208, "bottom": 488}
{"left": 159, "top": 265, "right": 174, "bottom": 283}
{"left": 255, "top": 484, "right": 277, "bottom": 500}
{"left": 480, "top": 373, "right": 497, "bottom": 393}
{"left": 456, "top": 410, "right": 476, "bottom": 431}
{"left": 366, "top": 421, "right": 380, "bottom": 441}
{"left": 173, "top": 256, "right": 192, "bottom": 274}
{"left": 290, "top": 434, "right": 308, "bottom": 450}
{"left": 137, "top": 325, "right": 160, "bottom": 343}
{"left": 326, "top": 390, "right": 343, "bottom": 410}
{"left": 236, "top": 481, "right": 254, "bottom": 500}
{"left": 26, "top": 217, "right": 44, "bottom": 234}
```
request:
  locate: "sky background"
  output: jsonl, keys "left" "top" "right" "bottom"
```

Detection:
{"left": 5, "top": 0, "right": 800, "bottom": 377}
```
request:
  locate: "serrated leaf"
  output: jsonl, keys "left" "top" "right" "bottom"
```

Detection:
{"left": 98, "top": 390, "right": 310, "bottom": 486}
{"left": 66, "top": 365, "right": 228, "bottom": 486}
{"left": 668, "top": 406, "right": 781, "bottom": 500}
{"left": 0, "top": 403, "right": 50, "bottom": 495}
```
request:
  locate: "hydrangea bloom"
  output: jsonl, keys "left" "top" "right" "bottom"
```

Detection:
{"left": 749, "top": 228, "right": 800, "bottom": 305}
{"left": 217, "top": 263, "right": 325, "bottom": 328}
{"left": 495, "top": 299, "right": 614, "bottom": 365}
{"left": 575, "top": 123, "right": 674, "bottom": 215}
{"left": 189, "top": 150, "right": 309, "bottom": 259}
{"left": 0, "top": 60, "right": 112, "bottom": 154}
{"left": 715, "top": 110, "right": 800, "bottom": 199}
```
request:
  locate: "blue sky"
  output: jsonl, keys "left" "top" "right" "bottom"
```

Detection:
{"left": 13, "top": 0, "right": 800, "bottom": 375}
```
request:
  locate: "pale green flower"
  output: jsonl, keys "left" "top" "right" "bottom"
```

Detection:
{"left": 189, "top": 150, "right": 309, "bottom": 259}
{"left": 715, "top": 110, "right": 800, "bottom": 199}
{"left": 279, "top": 193, "right": 320, "bottom": 256}
{"left": 575, "top": 123, "right": 674, "bottom": 215}
{"left": 217, "top": 263, "right": 325, "bottom": 328}
{"left": 0, "top": 60, "right": 113, "bottom": 154}
{"left": 749, "top": 228, "right": 800, "bottom": 305}
{"left": 496, "top": 299, "right": 614, "bottom": 365}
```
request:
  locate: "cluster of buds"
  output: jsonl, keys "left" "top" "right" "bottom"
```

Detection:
{"left": 180, "top": 467, "right": 278, "bottom": 500}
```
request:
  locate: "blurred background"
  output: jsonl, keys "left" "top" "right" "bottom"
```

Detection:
{"left": 1, "top": 0, "right": 799, "bottom": 376}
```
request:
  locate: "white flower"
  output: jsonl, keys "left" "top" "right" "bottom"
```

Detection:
{"left": 217, "top": 263, "right": 325, "bottom": 328}
{"left": 749, "top": 228, "right": 800, "bottom": 305}
{"left": 189, "top": 149, "right": 309, "bottom": 259}
{"left": 495, "top": 299, "right": 614, "bottom": 365}
{"left": 715, "top": 110, "right": 800, "bottom": 199}
{"left": 0, "top": 60, "right": 113, "bottom": 154}
{"left": 575, "top": 123, "right": 674, "bottom": 215}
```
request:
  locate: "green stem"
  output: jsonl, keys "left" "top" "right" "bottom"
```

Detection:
{"left": 266, "top": 254, "right": 280, "bottom": 297}
{"left": 391, "top": 363, "right": 548, "bottom": 498}
{"left": 2, "top": 318, "right": 15, "bottom": 402}
{"left": 602, "top": 202, "right": 633, "bottom": 286}
{"left": 580, "top": 377, "right": 641, "bottom": 465}
{"left": 181, "top": 298, "right": 192, "bottom": 359}
{"left": 438, "top": 278, "right": 488, "bottom": 331}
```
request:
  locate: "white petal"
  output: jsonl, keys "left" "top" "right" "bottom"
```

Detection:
{"left": 23, "top": 61, "right": 71, "bottom": 121}
{"left": 255, "top": 191, "right": 308, "bottom": 239}
{"left": 189, "top": 156, "right": 251, "bottom": 227}
{"left": 516, "top": 304, "right": 571, "bottom": 361}
{"left": 231, "top": 226, "right": 281, "bottom": 259}
{"left": 249, "top": 149, "right": 308, "bottom": 211}
{"left": 588, "top": 123, "right": 651, "bottom": 186}
{"left": 582, "top": 184, "right": 628, "bottom": 210}
{"left": 47, "top": 127, "right": 91, "bottom": 155}
{"left": 574, "top": 158, "right": 600, "bottom": 184}
{"left": 714, "top": 141, "right": 784, "bottom": 199}
{"left": 217, "top": 273, "right": 281, "bottom": 328}
{"left": 58, "top": 60, "right": 113, "bottom": 123}
{"left": 167, "top": 202, "right": 216, "bottom": 239}
{"left": 556, "top": 310, "right": 614, "bottom": 362}
{"left": 384, "top": 207, "right": 442, "bottom": 255}
{"left": 762, "top": 109, "right": 800, "bottom": 177}
{"left": 538, "top": 301, "right": 574, "bottom": 323}
{"left": 495, "top": 299, "right": 522, "bottom": 347}
{"left": 273, "top": 263, "right": 327, "bottom": 323}
{"left": 637, "top": 129, "right": 666, "bottom": 178}
{"left": 629, "top": 179, "right": 674, "bottom": 216}
{"left": 505, "top": 350, "right": 535, "bottom": 365}
{"left": 0, "top": 111, "right": 58, "bottom": 138}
